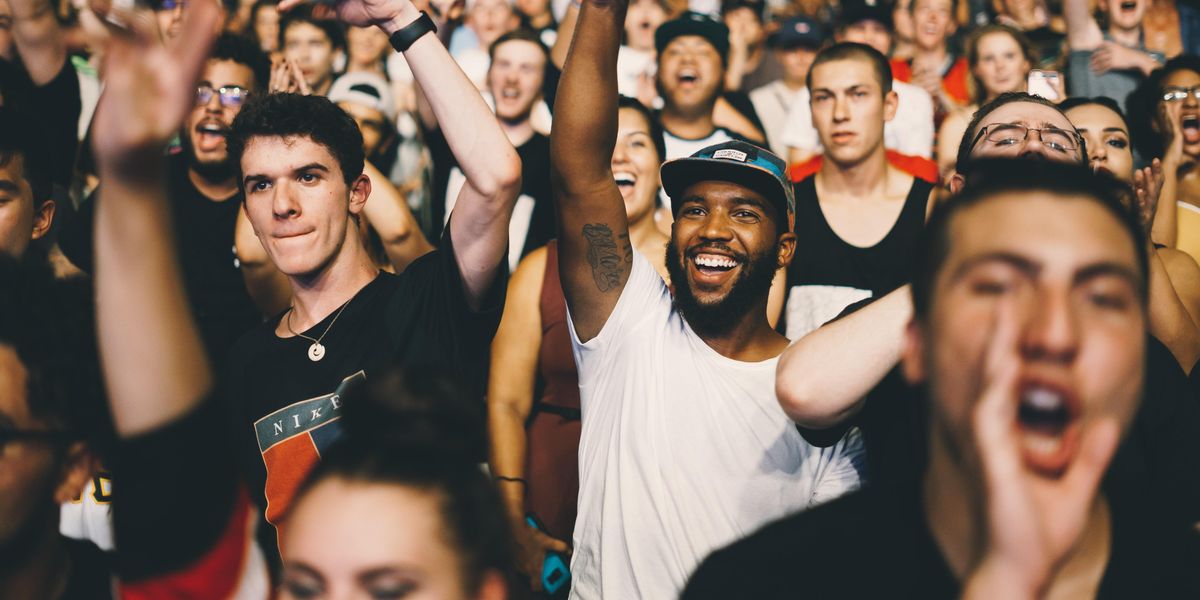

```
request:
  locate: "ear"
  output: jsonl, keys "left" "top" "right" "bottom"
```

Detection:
{"left": 348, "top": 172, "right": 372, "bottom": 216}
{"left": 53, "top": 442, "right": 98, "bottom": 505}
{"left": 901, "top": 318, "right": 928, "bottom": 385}
{"left": 883, "top": 89, "right": 899, "bottom": 123}
{"left": 775, "top": 230, "right": 797, "bottom": 269}
{"left": 474, "top": 570, "right": 508, "bottom": 600}
{"left": 30, "top": 199, "right": 56, "bottom": 241}
{"left": 948, "top": 172, "right": 965, "bottom": 194}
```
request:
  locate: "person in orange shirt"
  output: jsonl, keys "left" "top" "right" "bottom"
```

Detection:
{"left": 891, "top": 0, "right": 969, "bottom": 115}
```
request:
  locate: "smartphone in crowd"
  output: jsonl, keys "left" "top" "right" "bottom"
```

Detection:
{"left": 526, "top": 514, "right": 571, "bottom": 596}
{"left": 1027, "top": 70, "right": 1062, "bottom": 102}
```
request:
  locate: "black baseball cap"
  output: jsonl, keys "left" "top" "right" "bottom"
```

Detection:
{"left": 655, "top": 12, "right": 731, "bottom": 60}
{"left": 660, "top": 140, "right": 796, "bottom": 231}
{"left": 769, "top": 16, "right": 825, "bottom": 49}
{"left": 838, "top": 0, "right": 894, "bottom": 30}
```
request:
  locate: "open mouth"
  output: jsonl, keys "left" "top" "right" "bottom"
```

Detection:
{"left": 1183, "top": 114, "right": 1200, "bottom": 144}
{"left": 1119, "top": 0, "right": 1137, "bottom": 11}
{"left": 614, "top": 171, "right": 637, "bottom": 196}
{"left": 195, "top": 121, "right": 229, "bottom": 152}
{"left": 499, "top": 87, "right": 520, "bottom": 99}
{"left": 687, "top": 249, "right": 744, "bottom": 288}
{"left": 1015, "top": 381, "right": 1081, "bottom": 477}
{"left": 678, "top": 69, "right": 699, "bottom": 85}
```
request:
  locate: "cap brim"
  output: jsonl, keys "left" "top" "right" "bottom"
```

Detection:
{"left": 661, "top": 158, "right": 793, "bottom": 225}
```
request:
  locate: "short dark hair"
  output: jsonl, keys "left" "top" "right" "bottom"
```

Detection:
{"left": 294, "top": 369, "right": 515, "bottom": 595}
{"left": 488, "top": 28, "right": 549, "bottom": 65}
{"left": 279, "top": 4, "right": 346, "bottom": 51}
{"left": 806, "top": 42, "right": 893, "bottom": 96}
{"left": 618, "top": 95, "right": 668, "bottom": 162}
{"left": 955, "top": 91, "right": 1080, "bottom": 169}
{"left": 0, "top": 110, "right": 52, "bottom": 209}
{"left": 1127, "top": 55, "right": 1200, "bottom": 159}
{"left": 210, "top": 33, "right": 271, "bottom": 92}
{"left": 912, "top": 159, "right": 1149, "bottom": 320}
{"left": 0, "top": 255, "right": 112, "bottom": 458}
{"left": 964, "top": 25, "right": 1038, "bottom": 105}
{"left": 227, "top": 93, "right": 365, "bottom": 188}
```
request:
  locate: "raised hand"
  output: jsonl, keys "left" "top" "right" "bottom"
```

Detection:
{"left": 1133, "top": 158, "right": 1164, "bottom": 238}
{"left": 85, "top": 0, "right": 221, "bottom": 177}
{"left": 963, "top": 301, "right": 1120, "bottom": 598}
{"left": 277, "top": 0, "right": 415, "bottom": 33}
{"left": 512, "top": 522, "right": 570, "bottom": 592}
{"left": 269, "top": 56, "right": 313, "bottom": 95}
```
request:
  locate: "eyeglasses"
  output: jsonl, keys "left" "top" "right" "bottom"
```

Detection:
{"left": 970, "top": 123, "right": 1083, "bottom": 156}
{"left": 1161, "top": 86, "right": 1200, "bottom": 102}
{"left": 196, "top": 85, "right": 250, "bottom": 108}
{"left": 0, "top": 428, "right": 75, "bottom": 451}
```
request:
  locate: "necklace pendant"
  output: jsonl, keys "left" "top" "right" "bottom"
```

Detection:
{"left": 307, "top": 343, "right": 326, "bottom": 362}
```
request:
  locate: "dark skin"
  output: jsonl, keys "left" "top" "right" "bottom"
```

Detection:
{"left": 551, "top": 0, "right": 794, "bottom": 360}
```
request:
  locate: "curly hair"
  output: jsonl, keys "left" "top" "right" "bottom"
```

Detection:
{"left": 227, "top": 92, "right": 365, "bottom": 187}
{"left": 211, "top": 33, "right": 271, "bottom": 92}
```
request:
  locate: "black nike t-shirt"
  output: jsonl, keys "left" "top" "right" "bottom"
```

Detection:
{"left": 223, "top": 226, "right": 505, "bottom": 540}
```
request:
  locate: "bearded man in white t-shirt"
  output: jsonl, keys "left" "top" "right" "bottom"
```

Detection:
{"left": 551, "top": 2, "right": 865, "bottom": 598}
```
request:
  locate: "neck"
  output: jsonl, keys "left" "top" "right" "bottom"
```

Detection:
{"left": 347, "top": 62, "right": 384, "bottom": 75}
{"left": 528, "top": 11, "right": 553, "bottom": 29}
{"left": 286, "top": 233, "right": 379, "bottom": 331}
{"left": 782, "top": 77, "right": 806, "bottom": 92}
{"left": 500, "top": 116, "right": 535, "bottom": 147}
{"left": 695, "top": 299, "right": 787, "bottom": 362}
{"left": 0, "top": 523, "right": 68, "bottom": 600}
{"left": 661, "top": 103, "right": 717, "bottom": 139}
{"left": 188, "top": 166, "right": 239, "bottom": 200}
{"left": 914, "top": 45, "right": 949, "bottom": 64}
{"left": 628, "top": 210, "right": 666, "bottom": 250}
{"left": 817, "top": 143, "right": 890, "bottom": 197}
{"left": 1108, "top": 26, "right": 1141, "bottom": 47}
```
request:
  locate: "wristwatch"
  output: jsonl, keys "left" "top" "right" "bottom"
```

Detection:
{"left": 389, "top": 12, "right": 437, "bottom": 53}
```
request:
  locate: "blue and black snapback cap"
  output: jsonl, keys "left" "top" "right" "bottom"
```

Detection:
{"left": 660, "top": 140, "right": 796, "bottom": 231}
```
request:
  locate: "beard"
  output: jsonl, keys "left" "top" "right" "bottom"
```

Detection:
{"left": 182, "top": 130, "right": 236, "bottom": 183}
{"left": 665, "top": 239, "right": 779, "bottom": 338}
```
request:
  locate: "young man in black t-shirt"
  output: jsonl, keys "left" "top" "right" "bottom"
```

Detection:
{"left": 0, "top": 256, "right": 113, "bottom": 599}
{"left": 427, "top": 28, "right": 555, "bottom": 269}
{"left": 223, "top": 0, "right": 520, "bottom": 554}
{"left": 782, "top": 43, "right": 935, "bottom": 340}
{"left": 686, "top": 161, "right": 1199, "bottom": 599}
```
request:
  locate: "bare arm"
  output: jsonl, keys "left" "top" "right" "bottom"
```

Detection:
{"left": 361, "top": 160, "right": 435, "bottom": 271}
{"left": 776, "top": 286, "right": 912, "bottom": 428}
{"left": 235, "top": 207, "right": 292, "bottom": 316}
{"left": 551, "top": 0, "right": 634, "bottom": 343}
{"left": 1160, "top": 248, "right": 1200, "bottom": 328}
{"left": 713, "top": 96, "right": 766, "bottom": 144}
{"left": 1148, "top": 246, "right": 1200, "bottom": 372}
{"left": 9, "top": 0, "right": 67, "bottom": 85}
{"left": 91, "top": 0, "right": 221, "bottom": 437}
{"left": 549, "top": 3, "right": 579, "bottom": 70}
{"left": 1063, "top": 0, "right": 1102, "bottom": 50}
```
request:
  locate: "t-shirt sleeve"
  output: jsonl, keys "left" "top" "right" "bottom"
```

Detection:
{"left": 566, "top": 251, "right": 670, "bottom": 380}
{"left": 112, "top": 396, "right": 270, "bottom": 599}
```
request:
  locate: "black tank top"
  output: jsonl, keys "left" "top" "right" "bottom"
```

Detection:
{"left": 781, "top": 175, "right": 932, "bottom": 339}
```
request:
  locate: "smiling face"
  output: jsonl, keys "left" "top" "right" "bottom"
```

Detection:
{"left": 810, "top": 57, "right": 897, "bottom": 167}
{"left": 1066, "top": 103, "right": 1134, "bottom": 183}
{"left": 625, "top": 0, "right": 669, "bottom": 52}
{"left": 658, "top": 35, "right": 724, "bottom": 115}
{"left": 487, "top": 39, "right": 545, "bottom": 124}
{"left": 281, "top": 478, "right": 485, "bottom": 600}
{"left": 284, "top": 22, "right": 337, "bottom": 93}
{"left": 973, "top": 31, "right": 1031, "bottom": 100}
{"left": 906, "top": 192, "right": 1145, "bottom": 479}
{"left": 912, "top": 0, "right": 954, "bottom": 51}
{"left": 1100, "top": 0, "right": 1148, "bottom": 33}
{"left": 665, "top": 180, "right": 794, "bottom": 336}
{"left": 612, "top": 107, "right": 662, "bottom": 225}
{"left": 1161, "top": 68, "right": 1200, "bottom": 158}
{"left": 185, "top": 59, "right": 256, "bottom": 175}
{"left": 240, "top": 135, "right": 369, "bottom": 280}
{"left": 967, "top": 101, "right": 1083, "bottom": 164}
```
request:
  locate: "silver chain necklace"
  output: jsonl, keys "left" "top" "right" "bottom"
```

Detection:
{"left": 285, "top": 298, "right": 353, "bottom": 362}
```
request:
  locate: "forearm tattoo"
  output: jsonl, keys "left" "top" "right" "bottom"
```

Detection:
{"left": 582, "top": 223, "right": 627, "bottom": 292}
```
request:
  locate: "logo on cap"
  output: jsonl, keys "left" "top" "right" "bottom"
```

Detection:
{"left": 713, "top": 149, "right": 749, "bottom": 162}
{"left": 796, "top": 22, "right": 810, "bottom": 33}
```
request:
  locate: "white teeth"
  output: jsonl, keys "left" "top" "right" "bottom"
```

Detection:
{"left": 614, "top": 171, "right": 636, "bottom": 186}
{"left": 694, "top": 254, "right": 737, "bottom": 268}
{"left": 501, "top": 88, "right": 519, "bottom": 98}
{"left": 1022, "top": 387, "right": 1062, "bottom": 411}
{"left": 199, "top": 123, "right": 224, "bottom": 134}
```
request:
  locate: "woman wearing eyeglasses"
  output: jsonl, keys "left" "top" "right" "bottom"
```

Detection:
{"left": 1128, "top": 55, "right": 1200, "bottom": 267}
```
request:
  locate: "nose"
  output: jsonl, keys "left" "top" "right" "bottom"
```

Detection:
{"left": 1019, "top": 287, "right": 1079, "bottom": 365}
{"left": 272, "top": 181, "right": 302, "bottom": 219}
{"left": 1185, "top": 91, "right": 1199, "bottom": 109}
{"left": 612, "top": 140, "right": 630, "bottom": 165}
{"left": 698, "top": 209, "right": 734, "bottom": 242}
{"left": 204, "top": 90, "right": 223, "bottom": 113}
{"left": 832, "top": 94, "right": 849, "bottom": 122}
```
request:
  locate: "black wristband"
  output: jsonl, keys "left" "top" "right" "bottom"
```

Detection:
{"left": 389, "top": 12, "right": 437, "bottom": 53}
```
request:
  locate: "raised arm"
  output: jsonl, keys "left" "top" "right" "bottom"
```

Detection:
{"left": 361, "top": 159, "right": 435, "bottom": 271}
{"left": 280, "top": 0, "right": 522, "bottom": 307}
{"left": 551, "top": 0, "right": 634, "bottom": 342}
{"left": 776, "top": 285, "right": 912, "bottom": 428}
{"left": 9, "top": 0, "right": 67, "bottom": 85}
{"left": 1063, "top": 0, "right": 1102, "bottom": 51}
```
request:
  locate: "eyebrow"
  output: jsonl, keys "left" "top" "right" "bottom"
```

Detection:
{"left": 950, "top": 251, "right": 1142, "bottom": 288}
{"left": 1077, "top": 126, "right": 1128, "bottom": 135}
{"left": 243, "top": 163, "right": 330, "bottom": 187}
{"left": 0, "top": 178, "right": 19, "bottom": 194}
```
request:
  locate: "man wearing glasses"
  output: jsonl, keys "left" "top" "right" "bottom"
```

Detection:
{"left": 60, "top": 33, "right": 273, "bottom": 365}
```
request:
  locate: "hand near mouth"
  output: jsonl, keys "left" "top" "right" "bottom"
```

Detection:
{"left": 964, "top": 300, "right": 1120, "bottom": 598}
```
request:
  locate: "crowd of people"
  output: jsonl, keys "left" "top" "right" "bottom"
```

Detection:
{"left": 0, "top": 0, "right": 1198, "bottom": 596}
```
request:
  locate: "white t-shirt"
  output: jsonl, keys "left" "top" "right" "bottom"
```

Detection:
{"left": 663, "top": 127, "right": 736, "bottom": 160}
{"left": 780, "top": 79, "right": 935, "bottom": 159}
{"left": 749, "top": 79, "right": 804, "bottom": 157}
{"left": 567, "top": 253, "right": 866, "bottom": 600}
